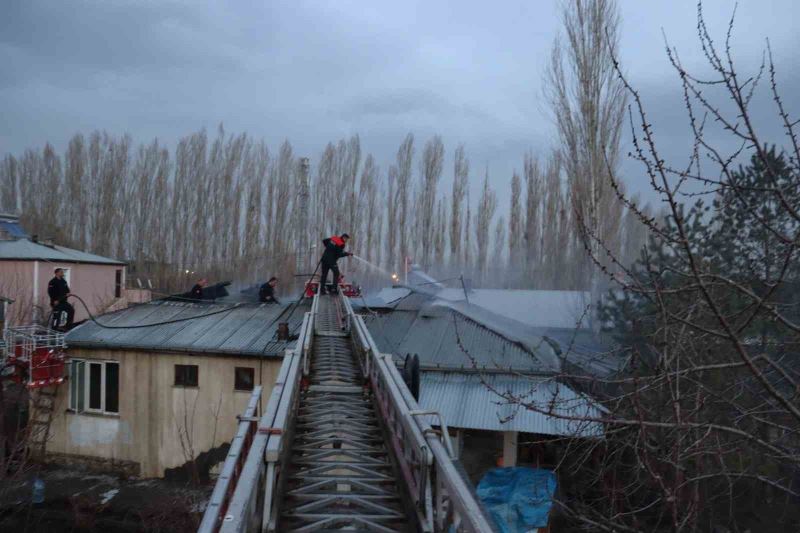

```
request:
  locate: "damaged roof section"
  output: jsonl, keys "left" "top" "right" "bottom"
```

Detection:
{"left": 364, "top": 306, "right": 558, "bottom": 373}
{"left": 360, "top": 284, "right": 626, "bottom": 379}
{"left": 66, "top": 300, "right": 308, "bottom": 357}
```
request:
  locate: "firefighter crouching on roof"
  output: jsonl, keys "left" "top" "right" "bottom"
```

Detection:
{"left": 190, "top": 278, "right": 208, "bottom": 301}
{"left": 48, "top": 268, "right": 74, "bottom": 330}
{"left": 320, "top": 233, "right": 352, "bottom": 295}
{"left": 259, "top": 276, "right": 280, "bottom": 303}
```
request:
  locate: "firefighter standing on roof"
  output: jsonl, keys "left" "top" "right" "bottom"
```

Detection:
{"left": 48, "top": 268, "right": 74, "bottom": 329}
{"left": 319, "top": 233, "right": 352, "bottom": 294}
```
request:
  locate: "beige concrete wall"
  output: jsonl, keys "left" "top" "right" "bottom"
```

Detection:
{"left": 0, "top": 260, "right": 125, "bottom": 325}
{"left": 47, "top": 348, "right": 282, "bottom": 478}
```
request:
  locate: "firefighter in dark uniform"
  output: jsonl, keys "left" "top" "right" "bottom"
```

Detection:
{"left": 259, "top": 277, "right": 280, "bottom": 304}
{"left": 48, "top": 268, "right": 74, "bottom": 330}
{"left": 190, "top": 278, "right": 207, "bottom": 301}
{"left": 319, "top": 233, "right": 352, "bottom": 294}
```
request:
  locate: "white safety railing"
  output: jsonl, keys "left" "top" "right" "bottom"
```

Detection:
{"left": 198, "top": 385, "right": 263, "bottom": 532}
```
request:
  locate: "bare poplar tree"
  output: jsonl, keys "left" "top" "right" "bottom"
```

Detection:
{"left": 434, "top": 198, "right": 447, "bottom": 268}
{"left": 344, "top": 135, "right": 361, "bottom": 232}
{"left": 0, "top": 155, "right": 18, "bottom": 214}
{"left": 546, "top": 0, "right": 626, "bottom": 292}
{"left": 395, "top": 134, "right": 414, "bottom": 267}
{"left": 474, "top": 168, "right": 497, "bottom": 279}
{"left": 64, "top": 135, "right": 88, "bottom": 249}
{"left": 418, "top": 136, "right": 444, "bottom": 269}
{"left": 315, "top": 143, "right": 336, "bottom": 239}
{"left": 463, "top": 185, "right": 472, "bottom": 270}
{"left": 492, "top": 216, "right": 506, "bottom": 280}
{"left": 385, "top": 165, "right": 398, "bottom": 270}
{"left": 358, "top": 154, "right": 379, "bottom": 264}
{"left": 507, "top": 171, "right": 523, "bottom": 282}
{"left": 450, "top": 144, "right": 469, "bottom": 266}
{"left": 523, "top": 153, "right": 542, "bottom": 281}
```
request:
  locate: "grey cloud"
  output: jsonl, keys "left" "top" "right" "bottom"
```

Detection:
{"left": 0, "top": 0, "right": 797, "bottom": 212}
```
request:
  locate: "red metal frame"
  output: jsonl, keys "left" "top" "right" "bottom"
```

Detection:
{"left": 2, "top": 326, "right": 67, "bottom": 389}
{"left": 303, "top": 277, "right": 362, "bottom": 299}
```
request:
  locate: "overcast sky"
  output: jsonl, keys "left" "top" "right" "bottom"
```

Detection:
{"left": 1, "top": 0, "right": 797, "bottom": 210}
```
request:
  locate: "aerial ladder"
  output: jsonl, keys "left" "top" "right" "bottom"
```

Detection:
{"left": 199, "top": 292, "right": 494, "bottom": 532}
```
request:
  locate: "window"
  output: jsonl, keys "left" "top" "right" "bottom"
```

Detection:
{"left": 234, "top": 367, "right": 255, "bottom": 391}
{"left": 115, "top": 269, "right": 123, "bottom": 298}
{"left": 58, "top": 267, "right": 71, "bottom": 286}
{"left": 175, "top": 365, "right": 198, "bottom": 387}
{"left": 69, "top": 359, "right": 118, "bottom": 414}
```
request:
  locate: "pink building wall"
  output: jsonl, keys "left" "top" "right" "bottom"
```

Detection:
{"left": 0, "top": 260, "right": 125, "bottom": 326}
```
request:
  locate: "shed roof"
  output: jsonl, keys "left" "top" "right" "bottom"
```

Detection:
{"left": 418, "top": 372, "right": 604, "bottom": 437}
{"left": 0, "top": 238, "right": 125, "bottom": 265}
{"left": 66, "top": 300, "right": 307, "bottom": 357}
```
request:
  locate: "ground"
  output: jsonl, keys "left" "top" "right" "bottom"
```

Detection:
{"left": 0, "top": 465, "right": 210, "bottom": 532}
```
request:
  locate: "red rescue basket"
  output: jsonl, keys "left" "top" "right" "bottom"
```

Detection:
{"left": 304, "top": 276, "right": 362, "bottom": 299}
{"left": 3, "top": 326, "right": 67, "bottom": 389}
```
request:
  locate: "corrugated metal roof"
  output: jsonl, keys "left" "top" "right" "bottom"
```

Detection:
{"left": 363, "top": 284, "right": 623, "bottom": 377}
{"left": 363, "top": 308, "right": 556, "bottom": 373}
{"left": 66, "top": 300, "right": 307, "bottom": 356}
{"left": 0, "top": 238, "right": 125, "bottom": 265}
{"left": 418, "top": 372, "right": 604, "bottom": 437}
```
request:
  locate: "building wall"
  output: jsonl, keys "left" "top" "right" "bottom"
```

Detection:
{"left": 0, "top": 261, "right": 34, "bottom": 325}
{"left": 0, "top": 260, "right": 125, "bottom": 325}
{"left": 47, "top": 348, "right": 283, "bottom": 478}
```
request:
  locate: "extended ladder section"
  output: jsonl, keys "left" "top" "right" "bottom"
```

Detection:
{"left": 200, "top": 293, "right": 494, "bottom": 533}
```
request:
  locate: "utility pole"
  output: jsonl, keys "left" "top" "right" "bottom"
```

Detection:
{"left": 296, "top": 158, "right": 310, "bottom": 293}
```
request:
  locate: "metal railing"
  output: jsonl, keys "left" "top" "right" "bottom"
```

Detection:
{"left": 344, "top": 296, "right": 495, "bottom": 533}
{"left": 201, "top": 293, "right": 494, "bottom": 532}
{"left": 198, "top": 386, "right": 263, "bottom": 532}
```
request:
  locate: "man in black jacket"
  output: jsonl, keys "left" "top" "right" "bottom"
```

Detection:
{"left": 190, "top": 278, "right": 207, "bottom": 301}
{"left": 319, "top": 233, "right": 352, "bottom": 295}
{"left": 48, "top": 268, "right": 74, "bottom": 329}
{"left": 259, "top": 277, "right": 280, "bottom": 304}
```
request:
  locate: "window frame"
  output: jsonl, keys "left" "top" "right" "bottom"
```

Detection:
{"left": 234, "top": 367, "right": 255, "bottom": 392}
{"left": 69, "top": 359, "right": 119, "bottom": 415}
{"left": 115, "top": 269, "right": 123, "bottom": 299}
{"left": 174, "top": 364, "right": 199, "bottom": 388}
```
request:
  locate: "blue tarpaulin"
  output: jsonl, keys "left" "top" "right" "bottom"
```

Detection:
{"left": 477, "top": 467, "right": 557, "bottom": 533}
